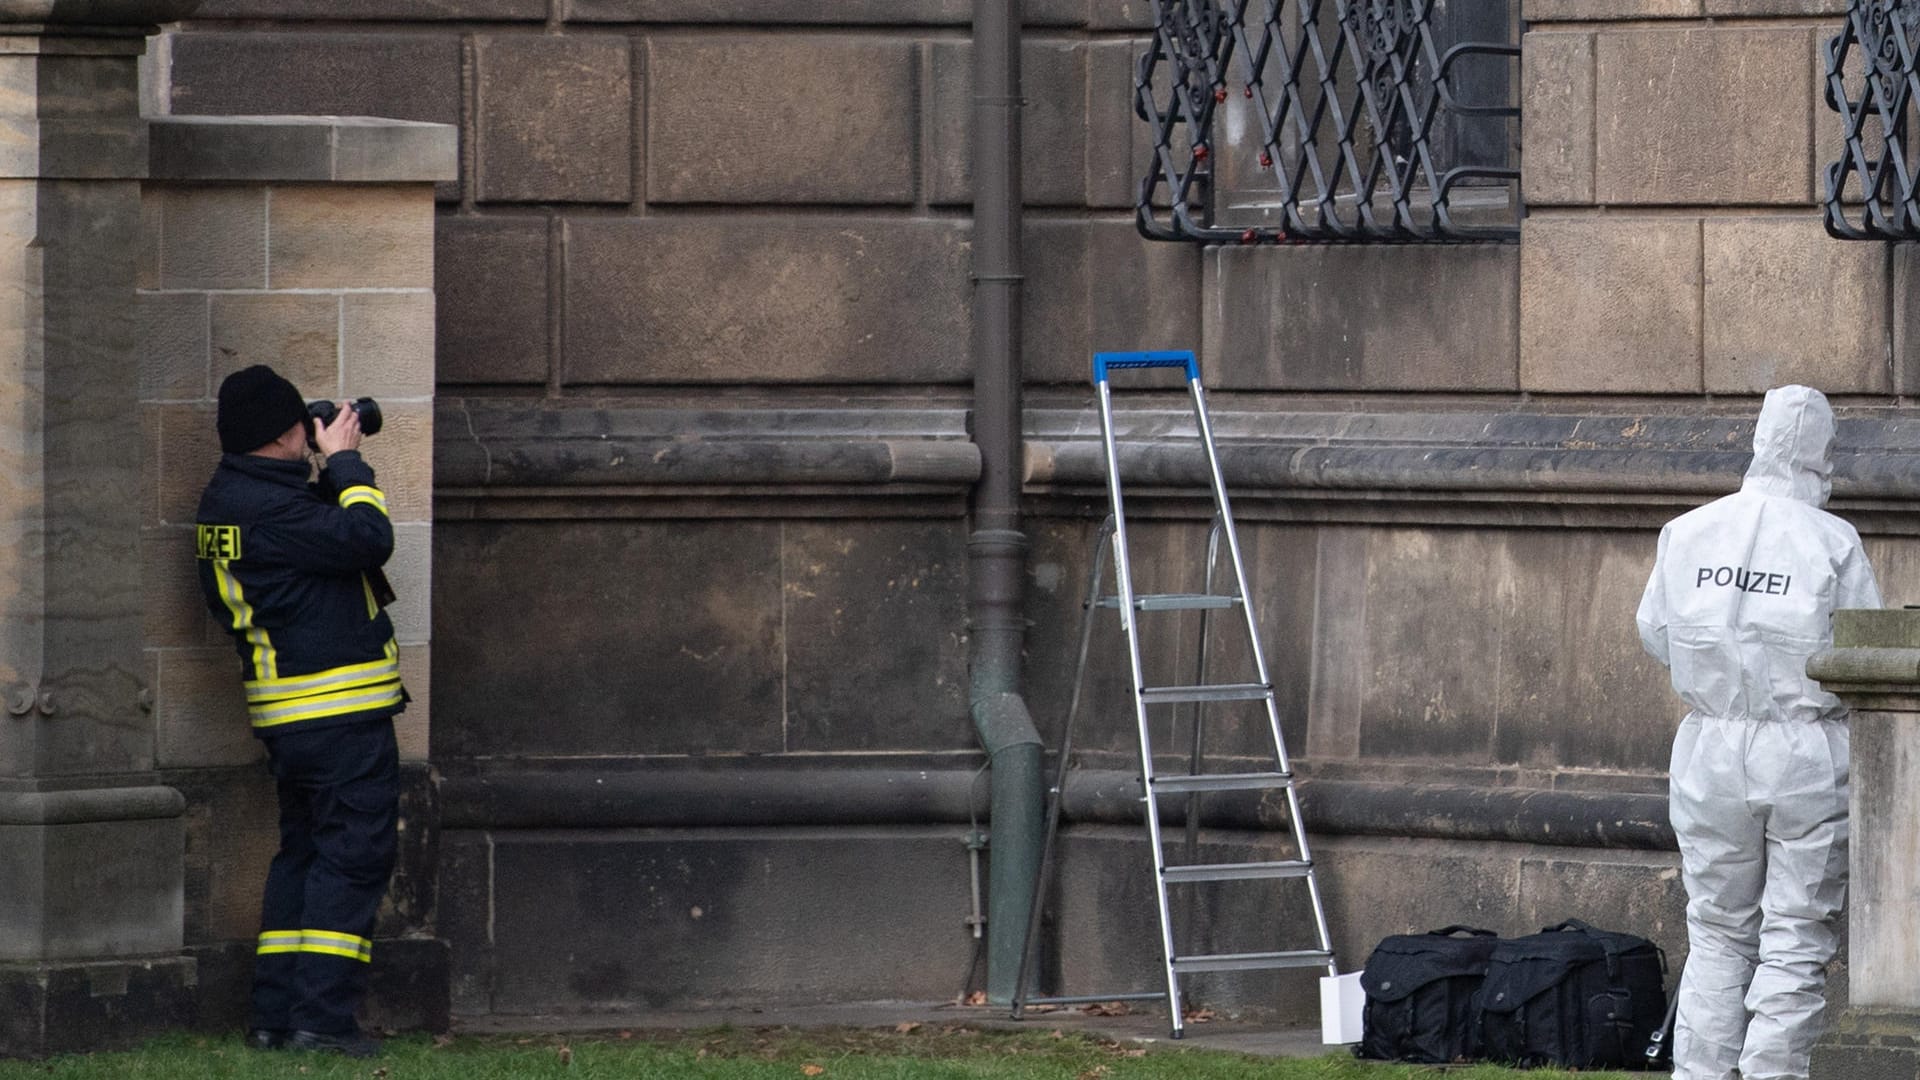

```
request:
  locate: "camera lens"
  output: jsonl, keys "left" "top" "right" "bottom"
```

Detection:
{"left": 350, "top": 397, "right": 383, "bottom": 438}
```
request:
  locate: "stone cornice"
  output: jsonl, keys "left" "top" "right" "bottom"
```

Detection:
{"left": 434, "top": 399, "right": 1920, "bottom": 527}
{"left": 0, "top": 1, "right": 198, "bottom": 25}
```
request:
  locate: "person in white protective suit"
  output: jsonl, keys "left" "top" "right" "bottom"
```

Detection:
{"left": 1636, "top": 385, "right": 1881, "bottom": 1080}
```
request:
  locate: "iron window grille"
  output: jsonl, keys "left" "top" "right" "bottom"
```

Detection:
{"left": 1135, "top": 0, "right": 1521, "bottom": 244}
{"left": 1826, "top": 0, "right": 1920, "bottom": 240}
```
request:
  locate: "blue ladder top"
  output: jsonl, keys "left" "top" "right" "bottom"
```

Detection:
{"left": 1093, "top": 350, "right": 1199, "bottom": 383}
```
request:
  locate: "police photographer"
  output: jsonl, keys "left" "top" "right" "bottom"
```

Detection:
{"left": 194, "top": 364, "right": 407, "bottom": 1059}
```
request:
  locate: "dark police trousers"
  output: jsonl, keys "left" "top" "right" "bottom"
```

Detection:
{"left": 252, "top": 717, "right": 399, "bottom": 1035}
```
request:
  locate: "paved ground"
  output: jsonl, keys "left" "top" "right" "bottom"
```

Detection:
{"left": 454, "top": 1001, "right": 1333, "bottom": 1059}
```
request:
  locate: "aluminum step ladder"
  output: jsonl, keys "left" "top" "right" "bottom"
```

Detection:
{"left": 1009, "top": 349, "right": 1337, "bottom": 1039}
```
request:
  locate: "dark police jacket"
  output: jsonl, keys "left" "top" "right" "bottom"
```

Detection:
{"left": 195, "top": 450, "right": 405, "bottom": 737}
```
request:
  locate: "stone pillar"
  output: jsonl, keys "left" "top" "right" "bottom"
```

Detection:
{"left": 0, "top": 0, "right": 202, "bottom": 1057}
{"left": 1809, "top": 609, "right": 1920, "bottom": 1079}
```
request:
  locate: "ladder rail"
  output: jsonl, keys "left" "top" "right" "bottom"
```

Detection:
{"left": 1095, "top": 375, "right": 1188, "bottom": 1031}
{"left": 1186, "top": 375, "right": 1338, "bottom": 970}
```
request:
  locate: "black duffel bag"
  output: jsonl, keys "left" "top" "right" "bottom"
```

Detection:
{"left": 1476, "top": 919, "right": 1668, "bottom": 1070}
{"left": 1355, "top": 926, "right": 1501, "bottom": 1063}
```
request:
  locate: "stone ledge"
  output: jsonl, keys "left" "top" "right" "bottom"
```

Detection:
{"left": 436, "top": 760, "right": 1673, "bottom": 851}
{"left": 148, "top": 115, "right": 456, "bottom": 183}
{"left": 0, "top": 784, "right": 184, "bottom": 825}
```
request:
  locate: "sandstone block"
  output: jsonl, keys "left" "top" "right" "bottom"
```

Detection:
{"left": 432, "top": 520, "right": 784, "bottom": 757}
{"left": 1704, "top": 0, "right": 1843, "bottom": 11}
{"left": 1356, "top": 529, "right": 1505, "bottom": 762}
{"left": 1889, "top": 246, "right": 1920, "bottom": 395}
{"left": 268, "top": 185, "right": 434, "bottom": 289}
{"left": 386, "top": 524, "right": 433, "bottom": 645}
{"left": 168, "top": 32, "right": 462, "bottom": 199}
{"left": 562, "top": 217, "right": 970, "bottom": 383}
{"left": 1205, "top": 243, "right": 1519, "bottom": 392}
{"left": 344, "top": 293, "right": 436, "bottom": 401}
{"left": 397, "top": 645, "right": 430, "bottom": 762}
{"left": 156, "top": 403, "right": 221, "bottom": 527}
{"left": 149, "top": 117, "right": 457, "bottom": 185}
{"left": 1704, "top": 216, "right": 1888, "bottom": 394}
{"left": 139, "top": 189, "right": 160, "bottom": 290}
{"left": 355, "top": 404, "right": 434, "bottom": 523}
{"left": 476, "top": 35, "right": 634, "bottom": 204}
{"left": 646, "top": 36, "right": 914, "bottom": 205}
{"left": 1522, "top": 32, "right": 1594, "bottom": 206}
{"left": 565, "top": 0, "right": 1083, "bottom": 23}
{"left": 435, "top": 216, "right": 549, "bottom": 385}
{"left": 155, "top": 648, "right": 258, "bottom": 770}
{"left": 1023, "top": 218, "right": 1201, "bottom": 384}
{"left": 169, "top": 32, "right": 461, "bottom": 124}
{"left": 140, "top": 291, "right": 209, "bottom": 402}
{"left": 1595, "top": 28, "right": 1813, "bottom": 205}
{"left": 1523, "top": 0, "right": 1699, "bottom": 17}
{"left": 144, "top": 526, "right": 210, "bottom": 650}
{"left": 783, "top": 521, "right": 969, "bottom": 751}
{"left": 1495, "top": 531, "right": 1684, "bottom": 772}
{"left": 210, "top": 293, "right": 340, "bottom": 397}
{"left": 195, "top": 0, "right": 544, "bottom": 16}
{"left": 1086, "top": 40, "right": 1142, "bottom": 209}
{"left": 150, "top": 185, "right": 266, "bottom": 290}
{"left": 1088, "top": 0, "right": 1154, "bottom": 29}
{"left": 1520, "top": 216, "right": 1701, "bottom": 393}
{"left": 926, "top": 41, "right": 1089, "bottom": 207}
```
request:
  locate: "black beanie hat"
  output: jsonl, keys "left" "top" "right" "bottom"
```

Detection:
{"left": 217, "top": 365, "right": 307, "bottom": 454}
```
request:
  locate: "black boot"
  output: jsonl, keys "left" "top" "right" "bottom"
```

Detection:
{"left": 286, "top": 1028, "right": 381, "bottom": 1059}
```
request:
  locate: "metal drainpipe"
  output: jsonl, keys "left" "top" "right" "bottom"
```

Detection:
{"left": 968, "top": 0, "right": 1043, "bottom": 1007}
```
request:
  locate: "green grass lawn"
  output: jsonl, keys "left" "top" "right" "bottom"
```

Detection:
{"left": 0, "top": 1027, "right": 1651, "bottom": 1080}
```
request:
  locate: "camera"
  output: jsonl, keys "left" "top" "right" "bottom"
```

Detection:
{"left": 305, "top": 397, "right": 384, "bottom": 449}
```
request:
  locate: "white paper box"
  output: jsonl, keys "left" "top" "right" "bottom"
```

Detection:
{"left": 1320, "top": 971, "right": 1365, "bottom": 1045}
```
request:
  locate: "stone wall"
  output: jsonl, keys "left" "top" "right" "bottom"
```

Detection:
{"left": 138, "top": 115, "right": 453, "bottom": 1032}
{"left": 151, "top": 0, "right": 1920, "bottom": 1023}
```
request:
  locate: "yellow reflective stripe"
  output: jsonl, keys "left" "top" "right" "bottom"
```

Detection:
{"left": 301, "top": 930, "right": 374, "bottom": 963}
{"left": 245, "top": 655, "right": 401, "bottom": 704}
{"left": 362, "top": 574, "right": 377, "bottom": 619}
{"left": 338, "top": 486, "right": 388, "bottom": 516}
{"left": 256, "top": 931, "right": 303, "bottom": 956}
{"left": 249, "top": 681, "right": 404, "bottom": 728}
{"left": 258, "top": 930, "right": 373, "bottom": 963}
{"left": 212, "top": 559, "right": 277, "bottom": 681}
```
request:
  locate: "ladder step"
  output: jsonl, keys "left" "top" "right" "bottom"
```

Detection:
{"left": 1095, "top": 593, "right": 1241, "bottom": 611}
{"left": 1150, "top": 771, "right": 1293, "bottom": 793}
{"left": 1139, "top": 683, "right": 1271, "bottom": 705}
{"left": 1163, "top": 859, "right": 1311, "bottom": 883}
{"left": 1170, "top": 950, "right": 1335, "bottom": 974}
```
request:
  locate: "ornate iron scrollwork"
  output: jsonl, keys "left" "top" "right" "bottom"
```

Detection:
{"left": 1826, "top": 0, "right": 1920, "bottom": 239}
{"left": 1135, "top": 0, "right": 1520, "bottom": 244}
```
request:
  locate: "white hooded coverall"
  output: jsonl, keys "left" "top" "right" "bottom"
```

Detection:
{"left": 1636, "top": 385, "right": 1880, "bottom": 1080}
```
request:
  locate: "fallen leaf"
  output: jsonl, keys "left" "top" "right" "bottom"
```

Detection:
{"left": 1076, "top": 1068, "right": 1110, "bottom": 1080}
{"left": 557, "top": 1045, "right": 573, "bottom": 1066}
{"left": 1184, "top": 1007, "right": 1216, "bottom": 1024}
{"left": 372, "top": 1070, "right": 391, "bottom": 1079}
{"left": 963, "top": 990, "right": 988, "bottom": 1006}
{"left": 1080, "top": 1001, "right": 1133, "bottom": 1017}
{"left": 1122, "top": 1048, "right": 1148, "bottom": 1057}
{"left": 697, "top": 1048, "right": 709, "bottom": 1059}
{"left": 618, "top": 1031, "right": 633, "bottom": 1040}
{"left": 894, "top": 1022, "right": 922, "bottom": 1034}
{"left": 801, "top": 1065, "right": 826, "bottom": 1077}
{"left": 432, "top": 1034, "right": 455, "bottom": 1049}
{"left": 1049, "top": 1030, "right": 1065, "bottom": 1039}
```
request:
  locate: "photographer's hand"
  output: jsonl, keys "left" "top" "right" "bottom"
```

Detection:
{"left": 313, "top": 403, "right": 363, "bottom": 458}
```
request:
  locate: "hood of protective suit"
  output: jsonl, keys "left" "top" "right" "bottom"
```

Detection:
{"left": 1741, "top": 385, "right": 1835, "bottom": 507}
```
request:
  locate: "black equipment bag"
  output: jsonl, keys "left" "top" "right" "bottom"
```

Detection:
{"left": 1355, "top": 926, "right": 1501, "bottom": 1063}
{"left": 1476, "top": 920, "right": 1668, "bottom": 1070}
